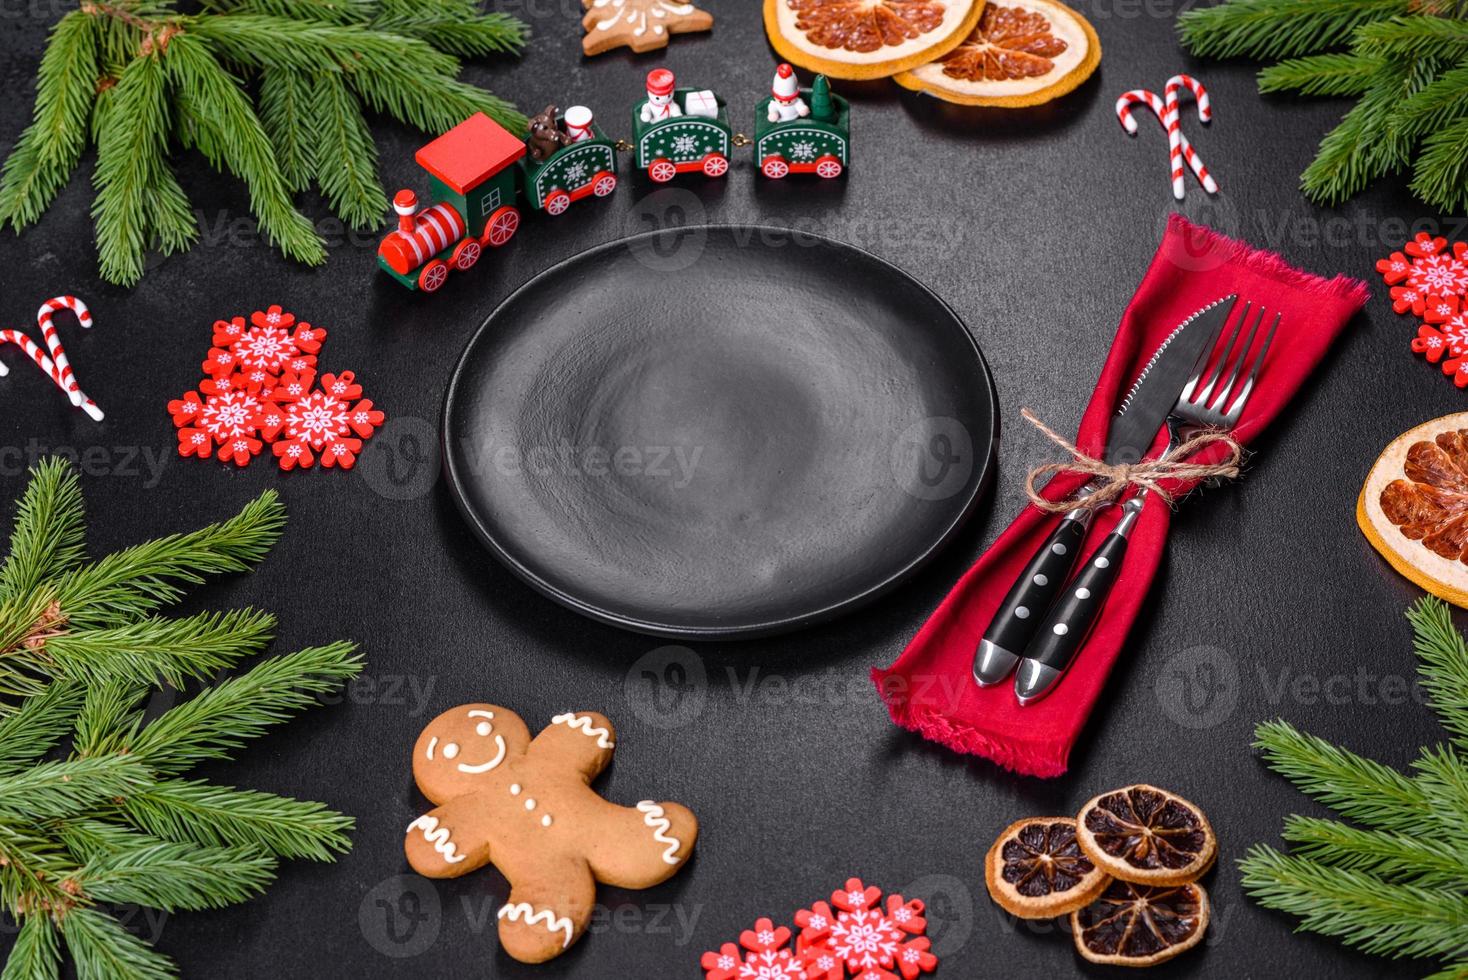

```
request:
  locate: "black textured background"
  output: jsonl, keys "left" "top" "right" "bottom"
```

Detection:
{"left": 0, "top": 1, "right": 1459, "bottom": 977}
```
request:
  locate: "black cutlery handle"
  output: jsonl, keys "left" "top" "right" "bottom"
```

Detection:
{"left": 982, "top": 516, "right": 1090, "bottom": 653}
{"left": 1026, "top": 528, "right": 1130, "bottom": 672}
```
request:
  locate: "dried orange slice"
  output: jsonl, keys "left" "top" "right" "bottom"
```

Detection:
{"left": 1071, "top": 879, "right": 1209, "bottom": 967}
{"left": 1076, "top": 785, "right": 1216, "bottom": 886}
{"left": 984, "top": 817, "right": 1111, "bottom": 919}
{"left": 1358, "top": 413, "right": 1468, "bottom": 608}
{"left": 894, "top": 0, "right": 1100, "bottom": 107}
{"left": 764, "top": 0, "right": 985, "bottom": 81}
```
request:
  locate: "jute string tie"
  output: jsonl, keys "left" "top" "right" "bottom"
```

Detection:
{"left": 1020, "top": 408, "right": 1244, "bottom": 514}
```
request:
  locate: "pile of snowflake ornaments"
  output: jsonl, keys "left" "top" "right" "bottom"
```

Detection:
{"left": 700, "top": 878, "right": 938, "bottom": 980}
{"left": 168, "top": 306, "right": 385, "bottom": 470}
{"left": 1379, "top": 233, "right": 1468, "bottom": 388}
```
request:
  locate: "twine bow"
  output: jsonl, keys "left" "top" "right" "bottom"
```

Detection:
{"left": 1020, "top": 408, "right": 1245, "bottom": 514}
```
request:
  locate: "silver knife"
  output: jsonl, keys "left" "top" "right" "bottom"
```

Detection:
{"left": 972, "top": 295, "right": 1240, "bottom": 687}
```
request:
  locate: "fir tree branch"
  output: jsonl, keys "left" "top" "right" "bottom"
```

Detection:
{"left": 1396, "top": 61, "right": 1468, "bottom": 144}
{"left": 110, "top": 643, "right": 361, "bottom": 775}
{"left": 80, "top": 840, "right": 276, "bottom": 911}
{"left": 1280, "top": 814, "right": 1468, "bottom": 889}
{"left": 257, "top": 68, "right": 316, "bottom": 192}
{"left": 0, "top": 756, "right": 148, "bottom": 822}
{"left": 71, "top": 680, "right": 145, "bottom": 759}
{"left": 57, "top": 907, "right": 175, "bottom": 980}
{"left": 350, "top": 70, "right": 524, "bottom": 138}
{"left": 1412, "top": 744, "right": 1468, "bottom": 842}
{"left": 1358, "top": 14, "right": 1468, "bottom": 60}
{"left": 0, "top": 456, "right": 86, "bottom": 605}
{"left": 121, "top": 779, "right": 354, "bottom": 861}
{"left": 50, "top": 490, "right": 284, "bottom": 630}
{"left": 0, "top": 912, "right": 61, "bottom": 980}
{"left": 1177, "top": 0, "right": 1409, "bottom": 61}
{"left": 0, "top": 682, "right": 83, "bottom": 775}
{"left": 1412, "top": 116, "right": 1468, "bottom": 219}
{"left": 0, "top": 823, "right": 81, "bottom": 914}
{"left": 42, "top": 609, "right": 276, "bottom": 688}
{"left": 309, "top": 73, "right": 387, "bottom": 229}
{"left": 90, "top": 51, "right": 173, "bottom": 287}
{"left": 1240, "top": 846, "right": 1468, "bottom": 959}
{"left": 1253, "top": 718, "right": 1430, "bottom": 835}
{"left": 163, "top": 33, "right": 326, "bottom": 268}
{"left": 1258, "top": 53, "right": 1385, "bottom": 95}
{"left": 200, "top": 0, "right": 373, "bottom": 24}
{"left": 372, "top": 3, "right": 527, "bottom": 58}
{"left": 0, "top": 12, "right": 99, "bottom": 232}
{"left": 1407, "top": 597, "right": 1468, "bottom": 747}
{"left": 186, "top": 14, "right": 459, "bottom": 79}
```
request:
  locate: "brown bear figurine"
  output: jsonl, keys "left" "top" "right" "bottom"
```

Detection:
{"left": 526, "top": 105, "right": 571, "bottom": 164}
{"left": 404, "top": 704, "right": 698, "bottom": 963}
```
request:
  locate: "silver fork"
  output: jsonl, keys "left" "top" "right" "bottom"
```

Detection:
{"left": 1012, "top": 301, "right": 1280, "bottom": 705}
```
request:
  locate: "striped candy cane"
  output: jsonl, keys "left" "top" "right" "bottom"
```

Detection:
{"left": 1165, "top": 74, "right": 1218, "bottom": 193}
{"left": 0, "top": 328, "right": 104, "bottom": 421}
{"left": 1116, "top": 88, "right": 1217, "bottom": 199}
{"left": 36, "top": 295, "right": 93, "bottom": 408}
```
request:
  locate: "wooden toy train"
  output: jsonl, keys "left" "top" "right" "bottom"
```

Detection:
{"left": 378, "top": 65, "right": 851, "bottom": 292}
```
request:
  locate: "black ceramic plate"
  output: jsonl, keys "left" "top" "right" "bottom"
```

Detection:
{"left": 442, "top": 226, "right": 997, "bottom": 639}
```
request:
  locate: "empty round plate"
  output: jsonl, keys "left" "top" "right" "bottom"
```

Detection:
{"left": 442, "top": 225, "right": 997, "bottom": 638}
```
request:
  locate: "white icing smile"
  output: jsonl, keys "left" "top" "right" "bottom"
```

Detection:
{"left": 428, "top": 708, "right": 508, "bottom": 774}
{"left": 457, "top": 735, "right": 506, "bottom": 773}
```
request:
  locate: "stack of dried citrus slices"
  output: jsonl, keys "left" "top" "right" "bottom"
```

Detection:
{"left": 984, "top": 784, "right": 1216, "bottom": 967}
{"left": 765, "top": 0, "right": 1100, "bottom": 107}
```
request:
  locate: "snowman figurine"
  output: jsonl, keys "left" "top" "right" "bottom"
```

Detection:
{"left": 563, "top": 105, "right": 595, "bottom": 143}
{"left": 640, "top": 68, "right": 683, "bottom": 124}
{"left": 767, "top": 63, "right": 810, "bottom": 124}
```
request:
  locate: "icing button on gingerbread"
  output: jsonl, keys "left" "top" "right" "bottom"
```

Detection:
{"left": 405, "top": 702, "right": 698, "bottom": 964}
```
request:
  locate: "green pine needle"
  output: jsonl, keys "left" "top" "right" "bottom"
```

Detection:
{"left": 0, "top": 460, "right": 360, "bottom": 978}
{"left": 122, "top": 779, "right": 355, "bottom": 860}
{"left": 1, "top": 914, "right": 61, "bottom": 980}
{"left": 1240, "top": 846, "right": 1468, "bottom": 959}
{"left": 0, "top": 443, "right": 86, "bottom": 606}
{"left": 1247, "top": 597, "right": 1468, "bottom": 972}
{"left": 0, "top": 12, "right": 99, "bottom": 232}
{"left": 113, "top": 642, "right": 361, "bottom": 775}
{"left": 59, "top": 908, "right": 174, "bottom": 980}
{"left": 1178, "top": 0, "right": 1409, "bottom": 61}
{"left": 258, "top": 68, "right": 317, "bottom": 192}
{"left": 81, "top": 839, "right": 277, "bottom": 911}
{"left": 1183, "top": 0, "right": 1468, "bottom": 210}
{"left": 44, "top": 609, "right": 277, "bottom": 688}
{"left": 1259, "top": 53, "right": 1385, "bottom": 95}
{"left": 310, "top": 73, "right": 389, "bottom": 229}
{"left": 164, "top": 33, "right": 326, "bottom": 268}
{"left": 2, "top": 0, "right": 525, "bottom": 284}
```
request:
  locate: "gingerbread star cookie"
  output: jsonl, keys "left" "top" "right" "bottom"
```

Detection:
{"left": 581, "top": 0, "right": 713, "bottom": 56}
{"left": 404, "top": 703, "right": 699, "bottom": 964}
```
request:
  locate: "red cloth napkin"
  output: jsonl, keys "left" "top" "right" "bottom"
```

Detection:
{"left": 871, "top": 215, "right": 1370, "bottom": 778}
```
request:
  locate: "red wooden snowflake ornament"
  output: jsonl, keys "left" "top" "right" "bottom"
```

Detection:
{"left": 1379, "top": 231, "right": 1468, "bottom": 390}
{"left": 168, "top": 306, "right": 383, "bottom": 473}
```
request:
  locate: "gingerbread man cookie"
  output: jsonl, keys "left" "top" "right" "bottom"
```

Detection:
{"left": 404, "top": 704, "right": 698, "bottom": 963}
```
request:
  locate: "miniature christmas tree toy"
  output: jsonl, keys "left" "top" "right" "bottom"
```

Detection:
{"left": 631, "top": 68, "right": 733, "bottom": 182}
{"left": 755, "top": 71, "right": 850, "bottom": 179}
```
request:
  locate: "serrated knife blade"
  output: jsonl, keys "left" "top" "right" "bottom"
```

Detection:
{"left": 972, "top": 294, "right": 1239, "bottom": 688}
{"left": 1104, "top": 295, "right": 1239, "bottom": 466}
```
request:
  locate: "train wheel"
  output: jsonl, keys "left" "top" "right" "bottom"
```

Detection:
{"left": 701, "top": 153, "right": 729, "bottom": 178}
{"left": 592, "top": 171, "right": 618, "bottom": 197}
{"left": 815, "top": 155, "right": 844, "bottom": 179}
{"left": 761, "top": 155, "right": 790, "bottom": 179}
{"left": 649, "top": 158, "right": 677, "bottom": 183}
{"left": 418, "top": 260, "right": 449, "bottom": 293}
{"left": 545, "top": 190, "right": 572, "bottom": 215}
{"left": 483, "top": 206, "right": 520, "bottom": 247}
{"left": 451, "top": 239, "right": 481, "bottom": 270}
